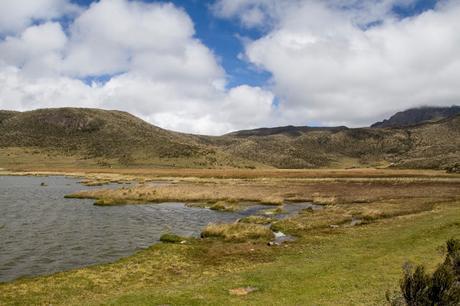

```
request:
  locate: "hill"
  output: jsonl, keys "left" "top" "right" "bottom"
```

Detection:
{"left": 211, "top": 115, "right": 460, "bottom": 169}
{"left": 227, "top": 126, "right": 348, "bottom": 137}
{"left": 371, "top": 106, "right": 460, "bottom": 128}
{"left": 0, "top": 108, "right": 459, "bottom": 170}
{"left": 0, "top": 108, "right": 256, "bottom": 169}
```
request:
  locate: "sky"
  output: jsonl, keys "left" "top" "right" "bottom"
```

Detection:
{"left": 0, "top": 0, "right": 458, "bottom": 135}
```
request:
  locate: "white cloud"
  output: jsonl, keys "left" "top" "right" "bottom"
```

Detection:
{"left": 220, "top": 0, "right": 460, "bottom": 126}
{"left": 0, "top": 22, "right": 67, "bottom": 77}
{"left": 211, "top": 0, "right": 288, "bottom": 28}
{"left": 0, "top": 0, "right": 276, "bottom": 135}
{"left": 212, "top": 0, "right": 421, "bottom": 28}
{"left": 0, "top": 0, "right": 79, "bottom": 35}
{"left": 63, "top": 0, "right": 200, "bottom": 77}
{"left": 3, "top": 0, "right": 458, "bottom": 134}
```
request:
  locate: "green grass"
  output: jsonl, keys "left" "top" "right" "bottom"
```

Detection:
{"left": 160, "top": 234, "right": 186, "bottom": 244}
{"left": 239, "top": 215, "right": 275, "bottom": 225}
{"left": 1, "top": 202, "right": 459, "bottom": 305}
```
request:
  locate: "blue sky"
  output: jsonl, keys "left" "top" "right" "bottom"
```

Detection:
{"left": 0, "top": 0, "right": 458, "bottom": 134}
{"left": 69, "top": 0, "right": 437, "bottom": 88}
{"left": 72, "top": 0, "right": 272, "bottom": 88}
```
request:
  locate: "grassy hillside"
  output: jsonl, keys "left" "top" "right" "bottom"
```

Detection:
{"left": 213, "top": 115, "right": 460, "bottom": 169}
{"left": 0, "top": 108, "right": 458, "bottom": 170}
{"left": 0, "top": 108, "right": 257, "bottom": 169}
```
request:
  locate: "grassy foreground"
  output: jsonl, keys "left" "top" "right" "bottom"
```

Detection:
{"left": 1, "top": 169, "right": 459, "bottom": 305}
{"left": 0, "top": 201, "right": 459, "bottom": 305}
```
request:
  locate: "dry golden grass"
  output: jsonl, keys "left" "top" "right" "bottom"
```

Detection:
{"left": 201, "top": 223, "right": 274, "bottom": 242}
{"left": 209, "top": 201, "right": 241, "bottom": 212}
{"left": 239, "top": 216, "right": 275, "bottom": 225}
{"left": 66, "top": 177, "right": 460, "bottom": 208}
{"left": 4, "top": 166, "right": 460, "bottom": 179}
{"left": 271, "top": 198, "right": 442, "bottom": 234}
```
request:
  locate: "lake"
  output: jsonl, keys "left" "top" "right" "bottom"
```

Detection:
{"left": 0, "top": 176, "right": 313, "bottom": 282}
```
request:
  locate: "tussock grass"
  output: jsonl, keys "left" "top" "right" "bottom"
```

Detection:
{"left": 201, "top": 223, "right": 274, "bottom": 242}
{"left": 271, "top": 198, "right": 440, "bottom": 235}
{"left": 65, "top": 176, "right": 460, "bottom": 208}
{"left": 239, "top": 216, "right": 275, "bottom": 225}
{"left": 209, "top": 201, "right": 241, "bottom": 212}
{"left": 159, "top": 234, "right": 185, "bottom": 244}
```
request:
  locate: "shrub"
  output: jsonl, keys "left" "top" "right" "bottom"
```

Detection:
{"left": 388, "top": 238, "right": 460, "bottom": 306}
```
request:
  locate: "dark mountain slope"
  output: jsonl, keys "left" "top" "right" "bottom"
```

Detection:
{"left": 227, "top": 126, "right": 348, "bottom": 137}
{"left": 371, "top": 106, "right": 460, "bottom": 128}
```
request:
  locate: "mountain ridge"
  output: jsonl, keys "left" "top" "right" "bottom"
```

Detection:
{"left": 371, "top": 106, "right": 460, "bottom": 128}
{"left": 1, "top": 107, "right": 459, "bottom": 170}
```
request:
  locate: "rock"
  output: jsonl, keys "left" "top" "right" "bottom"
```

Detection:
{"left": 274, "top": 231, "right": 286, "bottom": 238}
{"left": 229, "top": 287, "right": 258, "bottom": 296}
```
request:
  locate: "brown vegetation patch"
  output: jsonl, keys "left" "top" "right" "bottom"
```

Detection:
{"left": 201, "top": 223, "right": 274, "bottom": 242}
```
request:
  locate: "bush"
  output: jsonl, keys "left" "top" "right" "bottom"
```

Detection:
{"left": 388, "top": 238, "right": 460, "bottom": 306}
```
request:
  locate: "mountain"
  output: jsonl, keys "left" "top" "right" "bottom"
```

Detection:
{"left": 213, "top": 114, "right": 460, "bottom": 169}
{"left": 0, "top": 108, "right": 255, "bottom": 169}
{"left": 0, "top": 108, "right": 459, "bottom": 170}
{"left": 227, "top": 126, "right": 348, "bottom": 137}
{"left": 0, "top": 110, "right": 19, "bottom": 124}
{"left": 371, "top": 106, "right": 460, "bottom": 128}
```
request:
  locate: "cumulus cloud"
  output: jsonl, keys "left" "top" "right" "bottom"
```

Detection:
{"left": 2, "top": 0, "right": 458, "bottom": 133}
{"left": 216, "top": 0, "right": 460, "bottom": 126}
{"left": 212, "top": 0, "right": 421, "bottom": 28}
{"left": 0, "top": 0, "right": 79, "bottom": 35}
{"left": 0, "top": 0, "right": 275, "bottom": 135}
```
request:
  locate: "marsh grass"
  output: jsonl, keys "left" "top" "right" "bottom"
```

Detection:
{"left": 239, "top": 216, "right": 275, "bottom": 225}
{"left": 1, "top": 169, "right": 460, "bottom": 305}
{"left": 209, "top": 201, "right": 241, "bottom": 212}
{"left": 201, "top": 223, "right": 274, "bottom": 242}
{"left": 270, "top": 198, "right": 440, "bottom": 235}
{"left": 159, "top": 234, "right": 186, "bottom": 244}
{"left": 64, "top": 176, "right": 460, "bottom": 208}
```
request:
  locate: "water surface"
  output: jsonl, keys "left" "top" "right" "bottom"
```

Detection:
{"left": 1, "top": 176, "right": 308, "bottom": 282}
